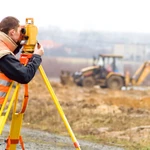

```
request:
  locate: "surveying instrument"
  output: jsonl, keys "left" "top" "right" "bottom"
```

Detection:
{"left": 0, "top": 18, "right": 81, "bottom": 150}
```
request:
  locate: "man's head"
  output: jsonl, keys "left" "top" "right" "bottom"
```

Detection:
{"left": 0, "top": 16, "right": 22, "bottom": 43}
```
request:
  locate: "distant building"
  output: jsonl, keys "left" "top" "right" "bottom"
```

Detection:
{"left": 113, "top": 43, "right": 150, "bottom": 62}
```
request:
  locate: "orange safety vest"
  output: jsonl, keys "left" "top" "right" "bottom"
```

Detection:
{"left": 0, "top": 50, "right": 13, "bottom": 104}
{"left": 0, "top": 31, "right": 17, "bottom": 104}
{"left": 0, "top": 72, "right": 12, "bottom": 104}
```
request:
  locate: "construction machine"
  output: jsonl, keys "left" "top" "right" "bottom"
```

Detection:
{"left": 60, "top": 54, "right": 150, "bottom": 90}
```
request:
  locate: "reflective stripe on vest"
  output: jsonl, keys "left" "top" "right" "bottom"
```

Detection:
{"left": 0, "top": 72, "right": 12, "bottom": 104}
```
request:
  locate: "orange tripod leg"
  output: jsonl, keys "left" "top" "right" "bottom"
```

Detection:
{"left": 5, "top": 135, "right": 25, "bottom": 150}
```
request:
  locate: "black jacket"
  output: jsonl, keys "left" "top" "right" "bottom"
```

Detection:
{"left": 0, "top": 54, "right": 42, "bottom": 84}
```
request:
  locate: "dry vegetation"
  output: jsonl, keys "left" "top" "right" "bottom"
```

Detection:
{"left": 3, "top": 56, "right": 150, "bottom": 150}
{"left": 7, "top": 73, "right": 150, "bottom": 150}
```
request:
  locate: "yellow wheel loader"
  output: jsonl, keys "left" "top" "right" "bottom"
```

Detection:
{"left": 60, "top": 54, "right": 125, "bottom": 89}
{"left": 60, "top": 54, "right": 150, "bottom": 90}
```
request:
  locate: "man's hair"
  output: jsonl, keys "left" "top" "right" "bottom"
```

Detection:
{"left": 0, "top": 16, "right": 19, "bottom": 34}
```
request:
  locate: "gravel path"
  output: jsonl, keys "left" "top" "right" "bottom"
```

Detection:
{"left": 0, "top": 125, "right": 125, "bottom": 150}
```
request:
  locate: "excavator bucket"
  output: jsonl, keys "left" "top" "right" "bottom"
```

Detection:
{"left": 60, "top": 70, "right": 74, "bottom": 85}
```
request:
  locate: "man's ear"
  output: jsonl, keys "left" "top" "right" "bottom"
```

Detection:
{"left": 8, "top": 29, "right": 15, "bottom": 36}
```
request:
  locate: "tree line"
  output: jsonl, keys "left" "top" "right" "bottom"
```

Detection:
{"left": 38, "top": 26, "right": 150, "bottom": 58}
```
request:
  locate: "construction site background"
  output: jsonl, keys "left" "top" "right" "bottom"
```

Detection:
{"left": 42, "top": 56, "right": 150, "bottom": 86}
{"left": 4, "top": 58, "right": 150, "bottom": 149}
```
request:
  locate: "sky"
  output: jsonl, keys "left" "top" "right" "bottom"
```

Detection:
{"left": 1, "top": 0, "right": 150, "bottom": 33}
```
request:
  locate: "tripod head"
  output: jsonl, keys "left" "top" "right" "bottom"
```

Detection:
{"left": 21, "top": 18, "right": 38, "bottom": 54}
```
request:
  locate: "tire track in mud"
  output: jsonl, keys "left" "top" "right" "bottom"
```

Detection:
{"left": 0, "top": 125, "right": 125, "bottom": 150}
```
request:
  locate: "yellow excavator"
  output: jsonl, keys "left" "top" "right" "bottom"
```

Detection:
{"left": 60, "top": 54, "right": 150, "bottom": 90}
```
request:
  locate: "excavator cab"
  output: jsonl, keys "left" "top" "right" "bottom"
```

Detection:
{"left": 97, "top": 54, "right": 124, "bottom": 74}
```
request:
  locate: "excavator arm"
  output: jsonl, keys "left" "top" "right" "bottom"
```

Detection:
{"left": 131, "top": 61, "right": 150, "bottom": 85}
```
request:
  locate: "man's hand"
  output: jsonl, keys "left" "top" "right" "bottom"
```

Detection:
{"left": 33, "top": 43, "right": 44, "bottom": 56}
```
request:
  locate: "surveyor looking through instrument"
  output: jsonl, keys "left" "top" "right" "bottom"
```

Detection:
{"left": 0, "top": 16, "right": 44, "bottom": 104}
{"left": 0, "top": 17, "right": 81, "bottom": 150}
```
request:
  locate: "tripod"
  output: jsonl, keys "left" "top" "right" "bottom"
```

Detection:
{"left": 0, "top": 52, "right": 81, "bottom": 150}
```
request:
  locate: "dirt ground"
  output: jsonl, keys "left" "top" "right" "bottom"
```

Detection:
{"left": 1, "top": 125, "right": 124, "bottom": 150}
{"left": 5, "top": 73, "right": 150, "bottom": 150}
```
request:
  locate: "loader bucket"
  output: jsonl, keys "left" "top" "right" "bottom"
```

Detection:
{"left": 60, "top": 70, "right": 74, "bottom": 85}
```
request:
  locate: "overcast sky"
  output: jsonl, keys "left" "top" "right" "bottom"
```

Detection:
{"left": 1, "top": 0, "right": 150, "bottom": 33}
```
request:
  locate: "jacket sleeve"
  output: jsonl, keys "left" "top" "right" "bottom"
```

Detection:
{"left": 0, "top": 54, "right": 42, "bottom": 84}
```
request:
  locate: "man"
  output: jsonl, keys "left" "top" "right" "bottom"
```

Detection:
{"left": 0, "top": 16, "right": 44, "bottom": 104}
